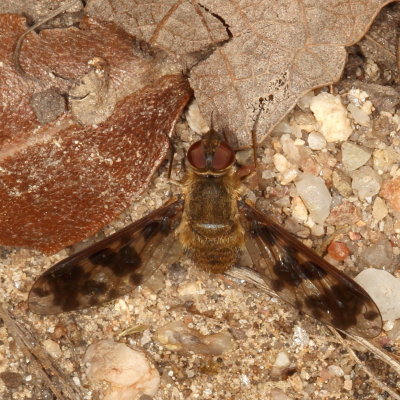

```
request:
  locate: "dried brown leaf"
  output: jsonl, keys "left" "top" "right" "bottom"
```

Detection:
{"left": 191, "top": 0, "right": 395, "bottom": 146}
{"left": 86, "top": 0, "right": 230, "bottom": 63}
{"left": 86, "top": 0, "right": 395, "bottom": 147}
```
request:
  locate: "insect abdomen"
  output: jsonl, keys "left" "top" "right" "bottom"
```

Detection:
{"left": 189, "top": 244, "right": 239, "bottom": 273}
{"left": 178, "top": 172, "right": 244, "bottom": 273}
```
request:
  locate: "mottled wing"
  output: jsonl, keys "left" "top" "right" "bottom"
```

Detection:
{"left": 29, "top": 199, "right": 184, "bottom": 315}
{"left": 239, "top": 200, "right": 382, "bottom": 338}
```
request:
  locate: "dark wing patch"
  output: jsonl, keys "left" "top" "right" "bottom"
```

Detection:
{"left": 29, "top": 199, "right": 184, "bottom": 315}
{"left": 239, "top": 200, "right": 382, "bottom": 338}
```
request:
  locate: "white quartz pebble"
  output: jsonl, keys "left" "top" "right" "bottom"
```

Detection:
{"left": 273, "top": 153, "right": 291, "bottom": 172}
{"left": 273, "top": 154, "right": 299, "bottom": 185}
{"left": 297, "top": 90, "right": 315, "bottom": 111}
{"left": 355, "top": 269, "right": 400, "bottom": 321}
{"left": 295, "top": 173, "right": 332, "bottom": 224}
{"left": 341, "top": 142, "right": 371, "bottom": 171}
{"left": 372, "top": 197, "right": 388, "bottom": 221}
{"left": 42, "top": 339, "right": 62, "bottom": 359}
{"left": 280, "top": 134, "right": 300, "bottom": 164}
{"left": 351, "top": 166, "right": 381, "bottom": 200}
{"left": 347, "top": 103, "right": 370, "bottom": 126}
{"left": 309, "top": 93, "right": 353, "bottom": 142}
{"left": 307, "top": 131, "right": 326, "bottom": 150}
{"left": 84, "top": 340, "right": 160, "bottom": 400}
{"left": 186, "top": 100, "right": 209, "bottom": 134}
{"left": 273, "top": 351, "right": 290, "bottom": 368}
{"left": 271, "top": 351, "right": 291, "bottom": 377}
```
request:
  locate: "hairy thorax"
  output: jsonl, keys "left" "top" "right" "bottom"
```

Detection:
{"left": 177, "top": 169, "right": 244, "bottom": 273}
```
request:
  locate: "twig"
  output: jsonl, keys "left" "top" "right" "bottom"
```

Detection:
{"left": 341, "top": 329, "right": 400, "bottom": 375}
{"left": 0, "top": 303, "right": 83, "bottom": 400}
{"left": 328, "top": 326, "right": 400, "bottom": 400}
{"left": 226, "top": 265, "right": 400, "bottom": 397}
{"left": 12, "top": 0, "right": 79, "bottom": 81}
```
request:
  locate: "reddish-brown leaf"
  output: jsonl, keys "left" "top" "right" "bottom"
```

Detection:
{"left": 0, "top": 15, "right": 192, "bottom": 253}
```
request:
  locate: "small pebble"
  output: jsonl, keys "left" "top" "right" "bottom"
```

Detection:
{"left": 326, "top": 201, "right": 359, "bottom": 225}
{"left": 372, "top": 197, "right": 388, "bottom": 221}
{"left": 373, "top": 148, "right": 400, "bottom": 173}
{"left": 301, "top": 157, "right": 321, "bottom": 175}
{"left": 273, "top": 153, "right": 291, "bottom": 173}
{"left": 167, "top": 262, "right": 187, "bottom": 283}
{"left": 310, "top": 224, "right": 324, "bottom": 236}
{"left": 235, "top": 149, "right": 254, "bottom": 166}
{"left": 307, "top": 131, "right": 326, "bottom": 150}
{"left": 341, "top": 142, "right": 371, "bottom": 171}
{"left": 387, "top": 319, "right": 400, "bottom": 340}
{"left": 327, "top": 365, "right": 344, "bottom": 377}
{"left": 327, "top": 241, "right": 350, "bottom": 261}
{"left": 262, "top": 170, "right": 276, "bottom": 180}
{"left": 355, "top": 269, "right": 400, "bottom": 321}
{"left": 273, "top": 154, "right": 299, "bottom": 185}
{"left": 347, "top": 88, "right": 369, "bottom": 106}
{"left": 332, "top": 170, "right": 353, "bottom": 197}
{"left": 351, "top": 166, "right": 381, "bottom": 200}
{"left": 320, "top": 368, "right": 335, "bottom": 381}
{"left": 291, "top": 197, "right": 308, "bottom": 222}
{"left": 270, "top": 388, "right": 293, "bottom": 400}
{"left": 240, "top": 374, "right": 251, "bottom": 386}
{"left": 383, "top": 320, "right": 394, "bottom": 331}
{"left": 0, "top": 372, "right": 23, "bottom": 389}
{"left": 348, "top": 231, "right": 361, "bottom": 240}
{"left": 292, "top": 326, "right": 310, "bottom": 347}
{"left": 273, "top": 351, "right": 291, "bottom": 368}
{"left": 294, "top": 138, "right": 305, "bottom": 146}
{"left": 347, "top": 103, "right": 370, "bottom": 126}
{"left": 290, "top": 375, "right": 303, "bottom": 392}
{"left": 343, "top": 379, "right": 353, "bottom": 391}
{"left": 72, "top": 376, "right": 81, "bottom": 386}
{"left": 297, "top": 90, "right": 315, "bottom": 111}
{"left": 364, "top": 59, "right": 380, "bottom": 79}
{"left": 280, "top": 168, "right": 299, "bottom": 185}
{"left": 380, "top": 177, "right": 400, "bottom": 211}
{"left": 155, "top": 321, "right": 234, "bottom": 355}
{"left": 84, "top": 340, "right": 160, "bottom": 400}
{"left": 42, "top": 339, "right": 62, "bottom": 359}
{"left": 186, "top": 100, "right": 209, "bottom": 134}
{"left": 360, "top": 239, "right": 393, "bottom": 269}
{"left": 295, "top": 173, "right": 332, "bottom": 224}
{"left": 280, "top": 134, "right": 301, "bottom": 164}
{"left": 293, "top": 110, "right": 315, "bottom": 133}
{"left": 177, "top": 281, "right": 205, "bottom": 297}
{"left": 271, "top": 351, "right": 291, "bottom": 377}
{"left": 309, "top": 92, "right": 353, "bottom": 142}
{"left": 53, "top": 323, "right": 67, "bottom": 339}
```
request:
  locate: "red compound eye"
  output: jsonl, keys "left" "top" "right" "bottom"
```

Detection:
{"left": 187, "top": 140, "right": 206, "bottom": 169}
{"left": 212, "top": 142, "right": 235, "bottom": 170}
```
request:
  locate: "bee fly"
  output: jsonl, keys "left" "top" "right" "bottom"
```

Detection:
{"left": 29, "top": 130, "right": 382, "bottom": 338}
